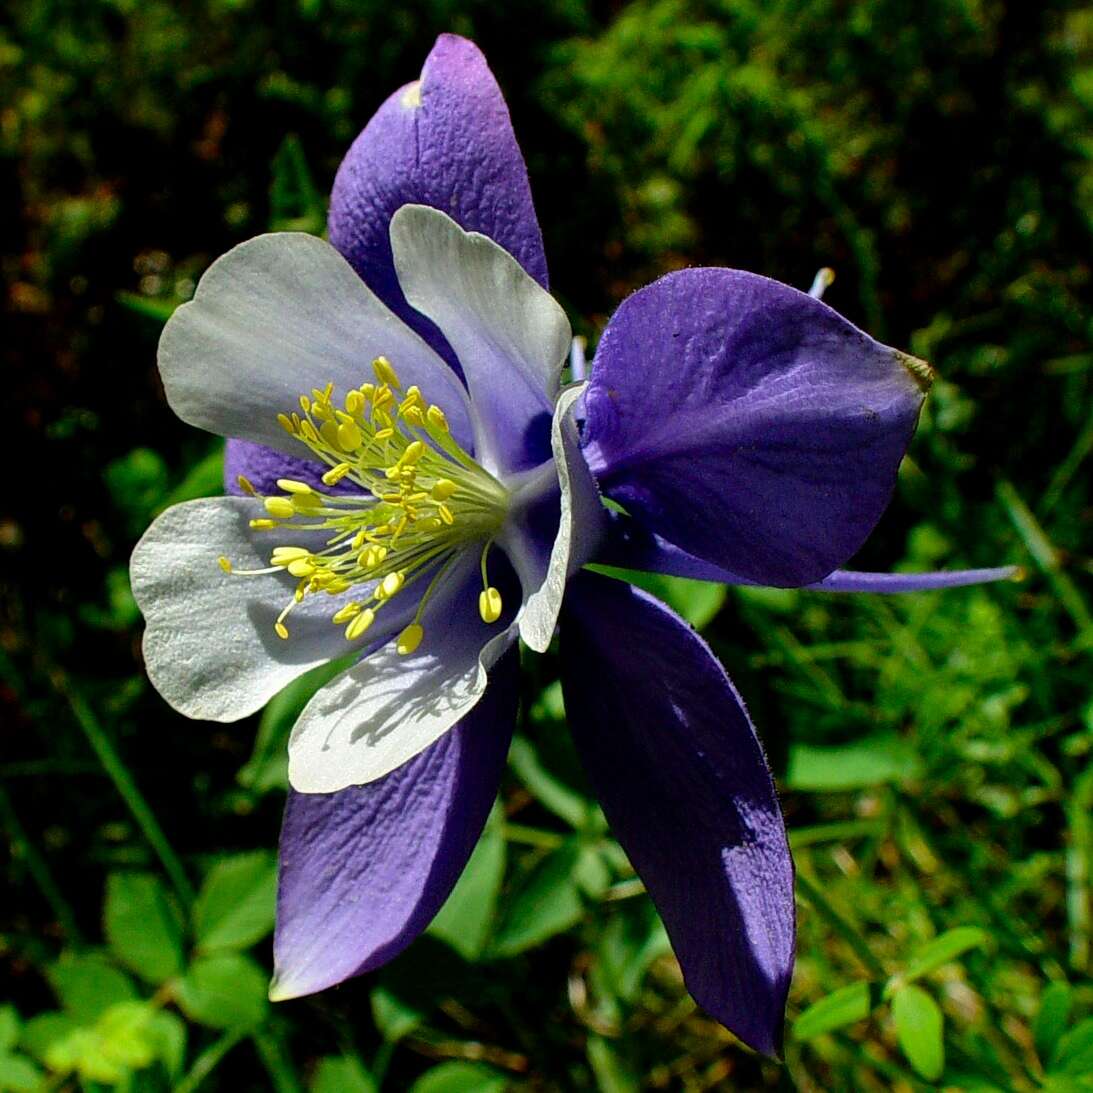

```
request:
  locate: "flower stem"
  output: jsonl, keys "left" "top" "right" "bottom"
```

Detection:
{"left": 42, "top": 659, "right": 196, "bottom": 908}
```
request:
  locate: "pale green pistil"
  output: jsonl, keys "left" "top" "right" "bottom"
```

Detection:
{"left": 219, "top": 356, "right": 509, "bottom": 654}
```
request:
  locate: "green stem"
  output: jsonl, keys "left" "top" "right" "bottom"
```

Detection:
{"left": 796, "top": 869, "right": 887, "bottom": 980}
{"left": 0, "top": 784, "right": 82, "bottom": 943}
{"left": 252, "top": 1025, "right": 303, "bottom": 1093}
{"left": 43, "top": 661, "right": 196, "bottom": 907}
{"left": 174, "top": 1028, "right": 249, "bottom": 1093}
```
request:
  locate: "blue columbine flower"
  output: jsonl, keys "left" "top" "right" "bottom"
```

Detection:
{"left": 130, "top": 34, "right": 1015, "bottom": 1055}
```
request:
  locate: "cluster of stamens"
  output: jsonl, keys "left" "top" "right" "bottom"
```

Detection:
{"left": 219, "top": 356, "right": 509, "bottom": 654}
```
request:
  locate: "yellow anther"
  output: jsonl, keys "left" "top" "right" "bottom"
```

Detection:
{"left": 373, "top": 356, "right": 401, "bottom": 389}
{"left": 345, "top": 390, "right": 364, "bottom": 416}
{"left": 381, "top": 571, "right": 405, "bottom": 598}
{"left": 264, "top": 497, "right": 296, "bottom": 519}
{"left": 479, "top": 587, "right": 503, "bottom": 624}
{"left": 396, "top": 623, "right": 424, "bottom": 656}
{"left": 325, "top": 579, "right": 350, "bottom": 595}
{"left": 337, "top": 420, "right": 363, "bottom": 451}
{"left": 331, "top": 602, "right": 361, "bottom": 625}
{"left": 402, "top": 440, "right": 425, "bottom": 465}
{"left": 374, "top": 427, "right": 395, "bottom": 441}
{"left": 300, "top": 420, "right": 319, "bottom": 443}
{"left": 431, "top": 479, "right": 457, "bottom": 501}
{"left": 360, "top": 382, "right": 375, "bottom": 399}
{"left": 249, "top": 518, "right": 277, "bottom": 530}
{"left": 345, "top": 608, "right": 375, "bottom": 641}
{"left": 319, "top": 420, "right": 341, "bottom": 450}
{"left": 275, "top": 622, "right": 289, "bottom": 640}
{"left": 217, "top": 556, "right": 233, "bottom": 574}
{"left": 322, "top": 463, "right": 352, "bottom": 486}
{"left": 372, "top": 387, "right": 394, "bottom": 411}
{"left": 299, "top": 394, "right": 311, "bottom": 413}
{"left": 276, "top": 479, "right": 313, "bottom": 495}
{"left": 402, "top": 406, "right": 425, "bottom": 427}
{"left": 437, "top": 503, "right": 454, "bottom": 526}
{"left": 416, "top": 517, "right": 442, "bottom": 533}
{"left": 236, "top": 475, "right": 257, "bottom": 496}
{"left": 311, "top": 401, "right": 331, "bottom": 421}
{"left": 271, "top": 546, "right": 311, "bottom": 564}
{"left": 286, "top": 558, "right": 316, "bottom": 578}
{"left": 277, "top": 413, "right": 295, "bottom": 435}
{"left": 426, "top": 405, "right": 449, "bottom": 432}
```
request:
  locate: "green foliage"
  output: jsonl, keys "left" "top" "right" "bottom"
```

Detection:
{"left": 4, "top": 0, "right": 1092, "bottom": 1088}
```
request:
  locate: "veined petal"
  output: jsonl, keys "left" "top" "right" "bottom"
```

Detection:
{"left": 582, "top": 268, "right": 931, "bottom": 587}
{"left": 599, "top": 513, "right": 1019, "bottom": 592}
{"left": 512, "top": 384, "right": 606, "bottom": 653}
{"left": 390, "top": 204, "right": 571, "bottom": 475}
{"left": 287, "top": 551, "right": 519, "bottom": 793}
{"left": 271, "top": 645, "right": 518, "bottom": 1001}
{"left": 328, "top": 33, "right": 548, "bottom": 367}
{"left": 159, "top": 232, "right": 474, "bottom": 456}
{"left": 130, "top": 498, "right": 416, "bottom": 722}
{"left": 561, "top": 573, "right": 795, "bottom": 1056}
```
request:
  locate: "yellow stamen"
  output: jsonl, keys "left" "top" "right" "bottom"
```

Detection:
{"left": 373, "top": 356, "right": 401, "bottom": 389}
{"left": 276, "top": 479, "right": 313, "bottom": 495}
{"left": 396, "top": 623, "right": 424, "bottom": 656}
{"left": 345, "top": 608, "right": 375, "bottom": 641}
{"left": 275, "top": 622, "right": 289, "bottom": 640}
{"left": 479, "top": 587, "right": 502, "bottom": 624}
{"left": 218, "top": 556, "right": 233, "bottom": 574}
{"left": 236, "top": 475, "right": 257, "bottom": 496}
{"left": 264, "top": 497, "right": 295, "bottom": 518}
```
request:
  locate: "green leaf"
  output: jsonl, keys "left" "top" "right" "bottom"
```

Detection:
{"left": 370, "top": 987, "right": 422, "bottom": 1044}
{"left": 311, "top": 1055, "right": 377, "bottom": 1093}
{"left": 104, "top": 873, "right": 184, "bottom": 982}
{"left": 587, "top": 1035, "right": 639, "bottom": 1092}
{"left": 408, "top": 1061, "right": 508, "bottom": 1093}
{"left": 793, "top": 981, "right": 873, "bottom": 1040}
{"left": 193, "top": 851, "right": 277, "bottom": 952}
{"left": 93, "top": 1002, "right": 158, "bottom": 1071}
{"left": 0, "top": 1053, "right": 43, "bottom": 1092}
{"left": 176, "top": 953, "right": 269, "bottom": 1029}
{"left": 1050, "top": 1017, "right": 1093, "bottom": 1077}
{"left": 490, "top": 840, "right": 585, "bottom": 957}
{"left": 429, "top": 804, "right": 506, "bottom": 961}
{"left": 1035, "top": 981, "right": 1074, "bottom": 1063}
{"left": 47, "top": 953, "right": 137, "bottom": 1023}
{"left": 785, "top": 733, "right": 923, "bottom": 791}
{"left": 891, "top": 984, "right": 945, "bottom": 1081}
{"left": 597, "top": 903, "right": 671, "bottom": 1004}
{"left": 148, "top": 1010, "right": 187, "bottom": 1078}
{"left": 508, "top": 735, "right": 591, "bottom": 830}
{"left": 20, "top": 1013, "right": 77, "bottom": 1066}
{"left": 0, "top": 1008, "right": 18, "bottom": 1054}
{"left": 894, "top": 926, "right": 990, "bottom": 992}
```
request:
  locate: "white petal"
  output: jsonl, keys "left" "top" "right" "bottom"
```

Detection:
{"left": 159, "top": 232, "right": 474, "bottom": 454}
{"left": 389, "top": 205, "right": 572, "bottom": 474}
{"left": 516, "top": 384, "right": 606, "bottom": 653}
{"left": 130, "top": 497, "right": 417, "bottom": 722}
{"left": 287, "top": 552, "right": 518, "bottom": 792}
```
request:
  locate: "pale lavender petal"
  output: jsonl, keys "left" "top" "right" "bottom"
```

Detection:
{"left": 328, "top": 34, "right": 547, "bottom": 368}
{"left": 270, "top": 645, "right": 519, "bottom": 1001}
{"left": 582, "top": 268, "right": 932, "bottom": 587}
{"left": 598, "top": 513, "right": 1018, "bottom": 592}
{"left": 561, "top": 573, "right": 794, "bottom": 1055}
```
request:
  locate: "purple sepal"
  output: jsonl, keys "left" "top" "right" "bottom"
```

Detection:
{"left": 328, "top": 34, "right": 548, "bottom": 367}
{"left": 582, "top": 268, "right": 930, "bottom": 587}
{"left": 598, "top": 513, "right": 1018, "bottom": 593}
{"left": 561, "top": 573, "right": 794, "bottom": 1055}
{"left": 270, "top": 645, "right": 519, "bottom": 1000}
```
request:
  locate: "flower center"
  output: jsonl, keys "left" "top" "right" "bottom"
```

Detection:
{"left": 219, "top": 356, "right": 509, "bottom": 654}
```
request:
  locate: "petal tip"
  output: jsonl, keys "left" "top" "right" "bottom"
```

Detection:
{"left": 895, "top": 349, "right": 935, "bottom": 393}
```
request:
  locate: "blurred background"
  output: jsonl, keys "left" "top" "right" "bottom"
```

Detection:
{"left": 2, "top": 1, "right": 1092, "bottom": 1089}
